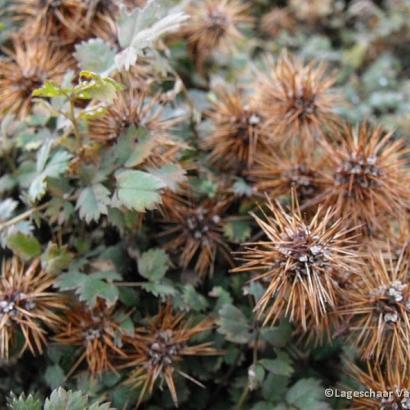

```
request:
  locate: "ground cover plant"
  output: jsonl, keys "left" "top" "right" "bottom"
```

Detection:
{"left": 0, "top": 0, "right": 409, "bottom": 409}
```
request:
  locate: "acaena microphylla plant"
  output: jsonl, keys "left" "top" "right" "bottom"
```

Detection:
{"left": 53, "top": 299, "right": 129, "bottom": 377}
{"left": 338, "top": 249, "right": 410, "bottom": 369}
{"left": 0, "top": 35, "right": 75, "bottom": 118}
{"left": 0, "top": 258, "right": 66, "bottom": 359}
{"left": 234, "top": 195, "right": 360, "bottom": 334}
{"left": 158, "top": 189, "right": 233, "bottom": 280}
{"left": 254, "top": 51, "right": 341, "bottom": 148}
{"left": 182, "top": 0, "right": 252, "bottom": 70}
{"left": 203, "top": 87, "right": 268, "bottom": 172}
{"left": 122, "top": 303, "right": 218, "bottom": 407}
{"left": 346, "top": 361, "right": 410, "bottom": 410}
{"left": 315, "top": 123, "right": 410, "bottom": 234}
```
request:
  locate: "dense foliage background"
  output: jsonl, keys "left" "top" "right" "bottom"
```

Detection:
{"left": 0, "top": 0, "right": 409, "bottom": 409}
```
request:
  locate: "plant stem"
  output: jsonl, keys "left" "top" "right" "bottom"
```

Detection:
{"left": 0, "top": 202, "right": 49, "bottom": 232}
{"left": 68, "top": 97, "right": 81, "bottom": 146}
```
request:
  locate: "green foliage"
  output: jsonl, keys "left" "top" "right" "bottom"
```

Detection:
{"left": 29, "top": 150, "right": 72, "bottom": 201}
{"left": 113, "top": 170, "right": 165, "bottom": 212}
{"left": 217, "top": 304, "right": 252, "bottom": 344}
{"left": 115, "top": 0, "right": 189, "bottom": 69}
{"left": 56, "top": 271, "right": 121, "bottom": 307}
{"left": 138, "top": 248, "right": 170, "bottom": 281}
{"left": 6, "top": 232, "right": 41, "bottom": 260}
{"left": 33, "top": 71, "right": 123, "bottom": 104}
{"left": 8, "top": 394, "right": 41, "bottom": 410}
{"left": 74, "top": 39, "right": 116, "bottom": 75}
{"left": 43, "top": 388, "right": 112, "bottom": 410}
{"left": 76, "top": 184, "right": 111, "bottom": 224}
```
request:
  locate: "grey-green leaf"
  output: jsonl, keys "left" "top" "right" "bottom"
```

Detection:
{"left": 76, "top": 184, "right": 111, "bottom": 223}
{"left": 114, "top": 169, "right": 165, "bottom": 212}
{"left": 138, "top": 248, "right": 170, "bottom": 281}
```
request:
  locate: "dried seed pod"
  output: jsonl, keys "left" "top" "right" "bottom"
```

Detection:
{"left": 347, "top": 361, "right": 410, "bottom": 409}
{"left": 315, "top": 123, "right": 410, "bottom": 234}
{"left": 54, "top": 300, "right": 129, "bottom": 376}
{"left": 338, "top": 250, "right": 410, "bottom": 368}
{"left": 0, "top": 258, "right": 66, "bottom": 359}
{"left": 234, "top": 196, "right": 359, "bottom": 332}
{"left": 183, "top": 0, "right": 252, "bottom": 69}
{"left": 88, "top": 71, "right": 184, "bottom": 167}
{"left": 289, "top": 0, "right": 333, "bottom": 23}
{"left": 12, "top": 0, "right": 119, "bottom": 45}
{"left": 159, "top": 190, "right": 233, "bottom": 279}
{"left": 255, "top": 51, "right": 341, "bottom": 147}
{"left": 261, "top": 8, "right": 296, "bottom": 37}
{"left": 123, "top": 303, "right": 217, "bottom": 407}
{"left": 0, "top": 35, "right": 75, "bottom": 118}
{"left": 250, "top": 147, "right": 325, "bottom": 204}
{"left": 204, "top": 88, "right": 269, "bottom": 172}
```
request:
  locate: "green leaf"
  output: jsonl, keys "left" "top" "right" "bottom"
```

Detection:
{"left": 286, "top": 378, "right": 330, "bottom": 410}
{"left": 74, "top": 38, "right": 116, "bottom": 75}
{"left": 243, "top": 282, "right": 265, "bottom": 302}
{"left": 41, "top": 243, "right": 73, "bottom": 275}
{"left": 260, "top": 319, "right": 293, "bottom": 348}
{"left": 251, "top": 402, "right": 278, "bottom": 410}
{"left": 7, "top": 394, "right": 41, "bottom": 410}
{"left": 44, "top": 387, "right": 113, "bottom": 410}
{"left": 259, "top": 352, "right": 294, "bottom": 377}
{"left": 56, "top": 271, "right": 119, "bottom": 307}
{"left": 0, "top": 198, "right": 17, "bottom": 221}
{"left": 148, "top": 164, "right": 186, "bottom": 192}
{"left": 233, "top": 178, "right": 254, "bottom": 197}
{"left": 29, "top": 150, "right": 72, "bottom": 201}
{"left": 44, "top": 365, "right": 65, "bottom": 390}
{"left": 7, "top": 232, "right": 41, "bottom": 260}
{"left": 223, "top": 219, "right": 251, "bottom": 243}
{"left": 208, "top": 286, "right": 233, "bottom": 311}
{"left": 75, "top": 71, "right": 123, "bottom": 104}
{"left": 114, "top": 169, "right": 165, "bottom": 212}
{"left": 182, "top": 285, "right": 208, "bottom": 312}
{"left": 138, "top": 248, "right": 170, "bottom": 281}
{"left": 262, "top": 374, "right": 290, "bottom": 402}
{"left": 76, "top": 184, "right": 111, "bottom": 223}
{"left": 124, "top": 127, "right": 154, "bottom": 167}
{"left": 32, "top": 81, "right": 67, "bottom": 98}
{"left": 115, "top": 0, "right": 189, "bottom": 70}
{"left": 217, "top": 304, "right": 252, "bottom": 344}
{"left": 141, "top": 281, "right": 176, "bottom": 297}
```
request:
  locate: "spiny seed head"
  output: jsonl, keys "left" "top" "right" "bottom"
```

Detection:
{"left": 0, "top": 258, "right": 66, "bottom": 359}
{"left": 183, "top": 0, "right": 252, "bottom": 69}
{"left": 250, "top": 148, "right": 325, "bottom": 203}
{"left": 88, "top": 71, "right": 184, "bottom": 167}
{"left": 261, "top": 8, "right": 296, "bottom": 37}
{"left": 0, "top": 35, "right": 74, "bottom": 118}
{"left": 204, "top": 88, "right": 268, "bottom": 172}
{"left": 289, "top": 0, "right": 333, "bottom": 23}
{"left": 338, "top": 250, "right": 410, "bottom": 368}
{"left": 54, "top": 300, "right": 128, "bottom": 376}
{"left": 347, "top": 362, "right": 410, "bottom": 409}
{"left": 12, "top": 0, "right": 117, "bottom": 45}
{"left": 234, "top": 195, "right": 359, "bottom": 332}
{"left": 123, "top": 303, "right": 217, "bottom": 407}
{"left": 159, "top": 190, "right": 233, "bottom": 279}
{"left": 254, "top": 51, "right": 341, "bottom": 147}
{"left": 317, "top": 123, "right": 410, "bottom": 234}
